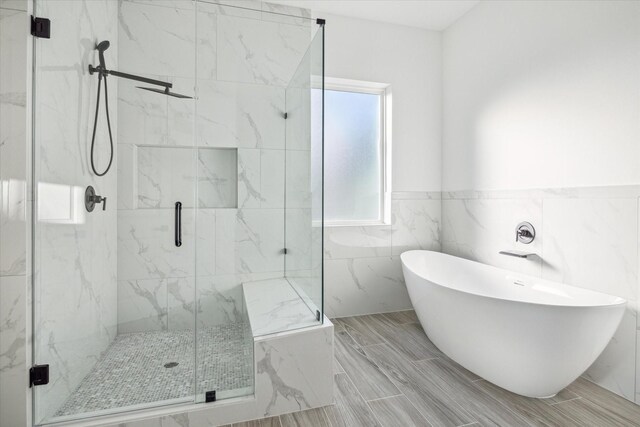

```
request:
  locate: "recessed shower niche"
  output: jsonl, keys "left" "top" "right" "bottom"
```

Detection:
{"left": 132, "top": 146, "right": 238, "bottom": 209}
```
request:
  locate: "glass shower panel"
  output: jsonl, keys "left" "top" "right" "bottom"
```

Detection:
{"left": 192, "top": 1, "right": 317, "bottom": 399}
{"left": 32, "top": 0, "right": 320, "bottom": 423}
{"left": 32, "top": 0, "right": 199, "bottom": 423}
{"left": 284, "top": 26, "right": 325, "bottom": 325}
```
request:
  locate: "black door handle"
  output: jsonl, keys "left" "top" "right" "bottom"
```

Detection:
{"left": 175, "top": 201, "right": 182, "bottom": 247}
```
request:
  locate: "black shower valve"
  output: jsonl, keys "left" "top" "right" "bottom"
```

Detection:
{"left": 85, "top": 186, "right": 107, "bottom": 212}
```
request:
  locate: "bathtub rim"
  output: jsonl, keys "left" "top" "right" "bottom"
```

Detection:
{"left": 401, "top": 250, "right": 627, "bottom": 309}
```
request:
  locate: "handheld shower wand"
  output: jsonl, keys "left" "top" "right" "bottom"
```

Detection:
{"left": 88, "top": 39, "right": 194, "bottom": 177}
{"left": 96, "top": 40, "right": 110, "bottom": 70}
{"left": 89, "top": 40, "right": 114, "bottom": 177}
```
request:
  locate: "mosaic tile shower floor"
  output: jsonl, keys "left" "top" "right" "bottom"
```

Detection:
{"left": 54, "top": 323, "right": 253, "bottom": 417}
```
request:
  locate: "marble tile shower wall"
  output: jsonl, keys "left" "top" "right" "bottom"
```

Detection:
{"left": 0, "top": 1, "right": 28, "bottom": 426}
{"left": 325, "top": 192, "right": 441, "bottom": 318}
{"left": 31, "top": 0, "right": 120, "bottom": 422}
{"left": 116, "top": 0, "right": 312, "bottom": 333}
{"left": 441, "top": 186, "right": 640, "bottom": 405}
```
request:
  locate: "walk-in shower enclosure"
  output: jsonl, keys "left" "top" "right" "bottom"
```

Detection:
{"left": 30, "top": 0, "right": 324, "bottom": 424}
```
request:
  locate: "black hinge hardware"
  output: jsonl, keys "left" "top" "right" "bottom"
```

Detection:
{"left": 29, "top": 364, "right": 49, "bottom": 387}
{"left": 316, "top": 18, "right": 326, "bottom": 26}
{"left": 284, "top": 112, "right": 288, "bottom": 119}
{"left": 205, "top": 390, "right": 216, "bottom": 403}
{"left": 316, "top": 310, "right": 321, "bottom": 322}
{"left": 283, "top": 248, "right": 288, "bottom": 254}
{"left": 31, "top": 16, "right": 51, "bottom": 39}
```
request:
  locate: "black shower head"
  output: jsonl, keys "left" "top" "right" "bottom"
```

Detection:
{"left": 96, "top": 40, "right": 110, "bottom": 69}
{"left": 136, "top": 86, "right": 193, "bottom": 99}
{"left": 96, "top": 40, "right": 110, "bottom": 52}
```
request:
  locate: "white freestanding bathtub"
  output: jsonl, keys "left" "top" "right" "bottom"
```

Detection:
{"left": 401, "top": 250, "right": 626, "bottom": 398}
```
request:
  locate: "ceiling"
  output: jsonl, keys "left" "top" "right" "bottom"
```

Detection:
{"left": 267, "top": 0, "right": 481, "bottom": 31}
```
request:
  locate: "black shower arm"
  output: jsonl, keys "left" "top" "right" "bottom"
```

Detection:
{"left": 88, "top": 65, "right": 173, "bottom": 90}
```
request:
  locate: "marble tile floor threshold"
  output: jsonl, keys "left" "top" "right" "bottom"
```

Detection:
{"left": 54, "top": 323, "right": 252, "bottom": 418}
{"left": 224, "top": 310, "right": 640, "bottom": 427}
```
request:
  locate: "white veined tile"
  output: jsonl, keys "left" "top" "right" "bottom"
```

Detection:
{"left": 285, "top": 208, "right": 314, "bottom": 271}
{"left": 254, "top": 323, "right": 333, "bottom": 416}
{"left": 195, "top": 274, "right": 245, "bottom": 327}
{"left": 196, "top": 80, "right": 285, "bottom": 149}
{"left": 636, "top": 329, "right": 640, "bottom": 405}
{"left": 236, "top": 208, "right": 285, "bottom": 274}
{"left": 0, "top": 178, "right": 26, "bottom": 276}
{"left": 117, "top": 143, "right": 136, "bottom": 210}
{"left": 118, "top": 78, "right": 168, "bottom": 146}
{"left": 118, "top": 278, "right": 168, "bottom": 333}
{"left": 391, "top": 199, "right": 441, "bottom": 256}
{"left": 196, "top": 208, "right": 216, "bottom": 277}
{"left": 542, "top": 198, "right": 638, "bottom": 302}
{"left": 324, "top": 256, "right": 411, "bottom": 318}
{"left": 122, "top": 0, "right": 195, "bottom": 11}
{"left": 260, "top": 149, "right": 284, "bottom": 208}
{"left": 441, "top": 198, "right": 543, "bottom": 277}
{"left": 117, "top": 208, "right": 196, "bottom": 280}
{"left": 197, "top": 148, "right": 237, "bottom": 208}
{"left": 237, "top": 149, "right": 262, "bottom": 208}
{"left": 167, "top": 276, "right": 196, "bottom": 330}
{"left": 285, "top": 149, "right": 311, "bottom": 209}
{"left": 196, "top": 2, "right": 218, "bottom": 81}
{"left": 0, "top": 275, "right": 27, "bottom": 376}
{"left": 216, "top": 14, "right": 310, "bottom": 86}
{"left": 136, "top": 146, "right": 196, "bottom": 208}
{"left": 215, "top": 208, "right": 285, "bottom": 275}
{"left": 36, "top": 0, "right": 118, "bottom": 69}
{"left": 118, "top": 0, "right": 196, "bottom": 79}
{"left": 167, "top": 77, "right": 196, "bottom": 146}
{"left": 324, "top": 225, "right": 392, "bottom": 260}
{"left": 0, "top": 0, "right": 28, "bottom": 11}
{"left": 583, "top": 306, "right": 637, "bottom": 401}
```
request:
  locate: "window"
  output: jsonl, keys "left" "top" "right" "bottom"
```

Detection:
{"left": 318, "top": 79, "right": 390, "bottom": 225}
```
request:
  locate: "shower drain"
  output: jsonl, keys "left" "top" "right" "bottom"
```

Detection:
{"left": 164, "top": 362, "right": 179, "bottom": 368}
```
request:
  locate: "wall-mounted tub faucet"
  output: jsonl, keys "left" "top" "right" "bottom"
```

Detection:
{"left": 516, "top": 221, "right": 535, "bottom": 244}
{"left": 499, "top": 222, "right": 536, "bottom": 258}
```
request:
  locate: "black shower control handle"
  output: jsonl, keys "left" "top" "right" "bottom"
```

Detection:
{"left": 85, "top": 186, "right": 107, "bottom": 212}
{"left": 98, "top": 196, "right": 107, "bottom": 211}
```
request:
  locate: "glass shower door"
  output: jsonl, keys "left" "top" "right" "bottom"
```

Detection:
{"left": 31, "top": 0, "right": 199, "bottom": 423}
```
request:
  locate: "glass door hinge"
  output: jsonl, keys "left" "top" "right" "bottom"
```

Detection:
{"left": 29, "top": 364, "right": 49, "bottom": 387}
{"left": 31, "top": 16, "right": 51, "bottom": 39}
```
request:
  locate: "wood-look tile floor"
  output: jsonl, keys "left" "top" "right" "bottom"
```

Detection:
{"left": 224, "top": 310, "right": 640, "bottom": 427}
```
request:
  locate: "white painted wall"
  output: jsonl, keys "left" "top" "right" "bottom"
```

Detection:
{"left": 441, "top": 0, "right": 640, "bottom": 404}
{"left": 443, "top": 0, "right": 640, "bottom": 192}
{"left": 322, "top": 12, "right": 442, "bottom": 192}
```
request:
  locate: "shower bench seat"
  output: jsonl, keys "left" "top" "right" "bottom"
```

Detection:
{"left": 242, "top": 278, "right": 321, "bottom": 337}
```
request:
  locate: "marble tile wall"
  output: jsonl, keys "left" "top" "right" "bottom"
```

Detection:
{"left": 116, "top": 0, "right": 314, "bottom": 335}
{"left": 0, "top": 5, "right": 29, "bottom": 426}
{"left": 325, "top": 192, "right": 441, "bottom": 318}
{"left": 27, "top": 0, "right": 120, "bottom": 423}
{"left": 441, "top": 186, "right": 640, "bottom": 405}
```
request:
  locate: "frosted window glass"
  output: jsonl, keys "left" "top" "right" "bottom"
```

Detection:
{"left": 322, "top": 89, "right": 382, "bottom": 222}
